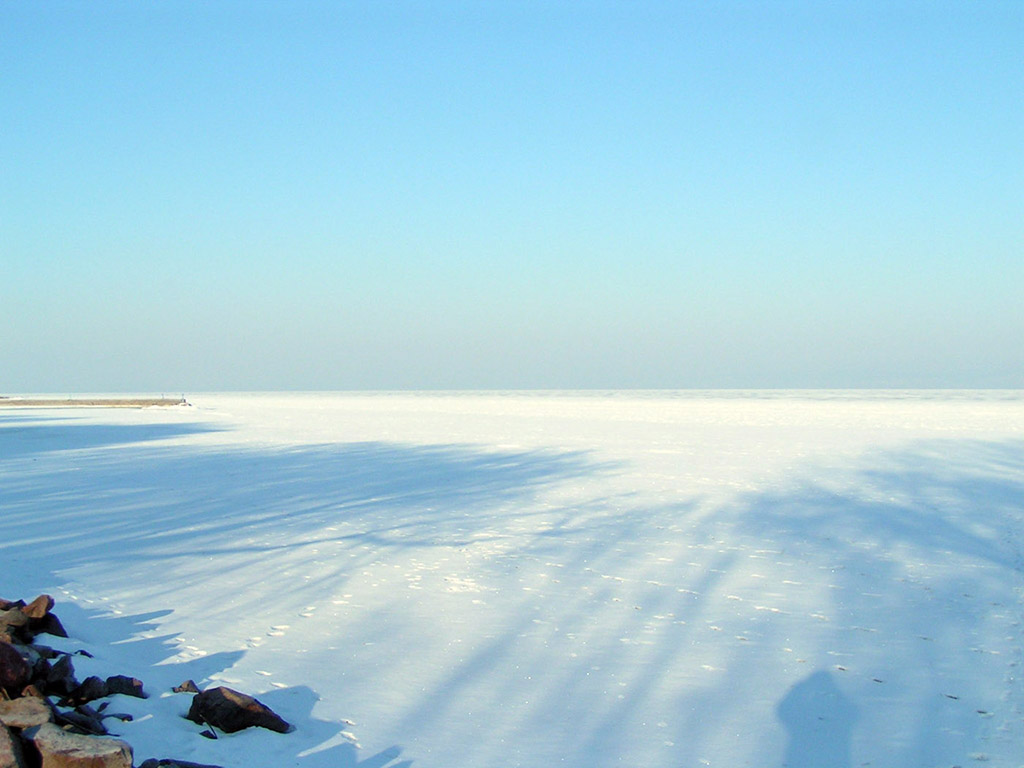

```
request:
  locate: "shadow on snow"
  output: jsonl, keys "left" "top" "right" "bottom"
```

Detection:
{"left": 2, "top": 413, "right": 1023, "bottom": 766}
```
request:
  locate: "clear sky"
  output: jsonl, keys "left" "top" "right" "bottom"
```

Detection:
{"left": 2, "top": 1, "right": 1021, "bottom": 391}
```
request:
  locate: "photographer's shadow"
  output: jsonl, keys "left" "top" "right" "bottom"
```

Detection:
{"left": 777, "top": 670, "right": 856, "bottom": 768}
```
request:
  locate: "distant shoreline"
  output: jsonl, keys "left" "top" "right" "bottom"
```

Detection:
{"left": 0, "top": 397, "right": 188, "bottom": 408}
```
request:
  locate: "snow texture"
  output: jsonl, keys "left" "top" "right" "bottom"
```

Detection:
{"left": 2, "top": 391, "right": 1023, "bottom": 767}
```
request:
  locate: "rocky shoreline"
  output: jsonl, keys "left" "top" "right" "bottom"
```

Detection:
{"left": 1, "top": 595, "right": 290, "bottom": 768}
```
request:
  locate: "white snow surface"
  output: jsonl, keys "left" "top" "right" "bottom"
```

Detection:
{"left": 2, "top": 390, "right": 1023, "bottom": 767}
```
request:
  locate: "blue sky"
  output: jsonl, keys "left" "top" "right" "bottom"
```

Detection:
{"left": 2, "top": 1, "right": 1021, "bottom": 391}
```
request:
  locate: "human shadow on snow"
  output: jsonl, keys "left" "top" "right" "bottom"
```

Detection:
{"left": 777, "top": 670, "right": 856, "bottom": 768}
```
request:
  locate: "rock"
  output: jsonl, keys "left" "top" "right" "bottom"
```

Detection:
{"left": 69, "top": 678, "right": 107, "bottom": 705}
{"left": 171, "top": 680, "right": 198, "bottom": 694}
{"left": 29, "top": 645, "right": 59, "bottom": 660}
{"left": 185, "top": 687, "right": 291, "bottom": 734}
{"left": 16, "top": 645, "right": 46, "bottom": 680}
{"left": 0, "top": 613, "right": 29, "bottom": 644}
{"left": 45, "top": 655, "right": 77, "bottom": 697}
{"left": 26, "top": 722, "right": 132, "bottom": 768}
{"left": 0, "top": 601, "right": 23, "bottom": 613}
{"left": 21, "top": 596, "right": 54, "bottom": 621}
{"left": 56, "top": 706, "right": 106, "bottom": 736}
{"left": 0, "top": 697, "right": 53, "bottom": 728}
{"left": 31, "top": 614, "right": 68, "bottom": 639}
{"left": 0, "top": 722, "right": 27, "bottom": 768}
{"left": 0, "top": 643, "right": 31, "bottom": 696}
{"left": 103, "top": 677, "right": 144, "bottom": 699}
{"left": 138, "top": 761, "right": 223, "bottom": 768}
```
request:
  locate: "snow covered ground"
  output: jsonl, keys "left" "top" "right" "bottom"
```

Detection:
{"left": 2, "top": 391, "right": 1023, "bottom": 767}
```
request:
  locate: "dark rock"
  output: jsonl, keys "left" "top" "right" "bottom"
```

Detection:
{"left": 185, "top": 686, "right": 291, "bottom": 734}
{"left": 28, "top": 644, "right": 59, "bottom": 659}
{"left": 57, "top": 705, "right": 107, "bottom": 735}
{"left": 45, "top": 654, "right": 77, "bottom": 697}
{"left": 0, "top": 601, "right": 23, "bottom": 612}
{"left": 69, "top": 677, "right": 108, "bottom": 705}
{"left": 104, "top": 676, "right": 145, "bottom": 699}
{"left": 28, "top": 657, "right": 51, "bottom": 688}
{"left": 138, "top": 761, "right": 223, "bottom": 768}
{"left": 31, "top": 612, "right": 68, "bottom": 639}
{"left": 198, "top": 729, "right": 217, "bottom": 740}
{"left": 0, "top": 643, "right": 31, "bottom": 696}
{"left": 172, "top": 680, "right": 198, "bottom": 694}
{"left": 25, "top": 722, "right": 132, "bottom": 768}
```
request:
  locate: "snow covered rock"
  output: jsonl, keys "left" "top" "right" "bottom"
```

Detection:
{"left": 185, "top": 687, "right": 291, "bottom": 734}
{"left": 25, "top": 723, "right": 132, "bottom": 768}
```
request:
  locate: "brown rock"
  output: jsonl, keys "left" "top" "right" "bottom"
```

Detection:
{"left": 0, "top": 697, "right": 52, "bottom": 728}
{"left": 0, "top": 722, "right": 27, "bottom": 768}
{"left": 171, "top": 680, "right": 198, "bottom": 694}
{"left": 0, "top": 644, "right": 31, "bottom": 696}
{"left": 25, "top": 722, "right": 132, "bottom": 768}
{"left": 21, "top": 596, "right": 54, "bottom": 621}
{"left": 0, "top": 613, "right": 27, "bottom": 630}
{"left": 185, "top": 686, "right": 291, "bottom": 734}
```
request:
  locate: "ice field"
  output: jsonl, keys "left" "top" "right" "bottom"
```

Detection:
{"left": 2, "top": 391, "right": 1022, "bottom": 767}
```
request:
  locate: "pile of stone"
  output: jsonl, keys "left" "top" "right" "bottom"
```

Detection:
{"left": 1, "top": 594, "right": 291, "bottom": 768}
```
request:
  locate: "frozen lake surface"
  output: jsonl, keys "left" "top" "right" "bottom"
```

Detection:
{"left": 2, "top": 391, "right": 1023, "bottom": 766}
